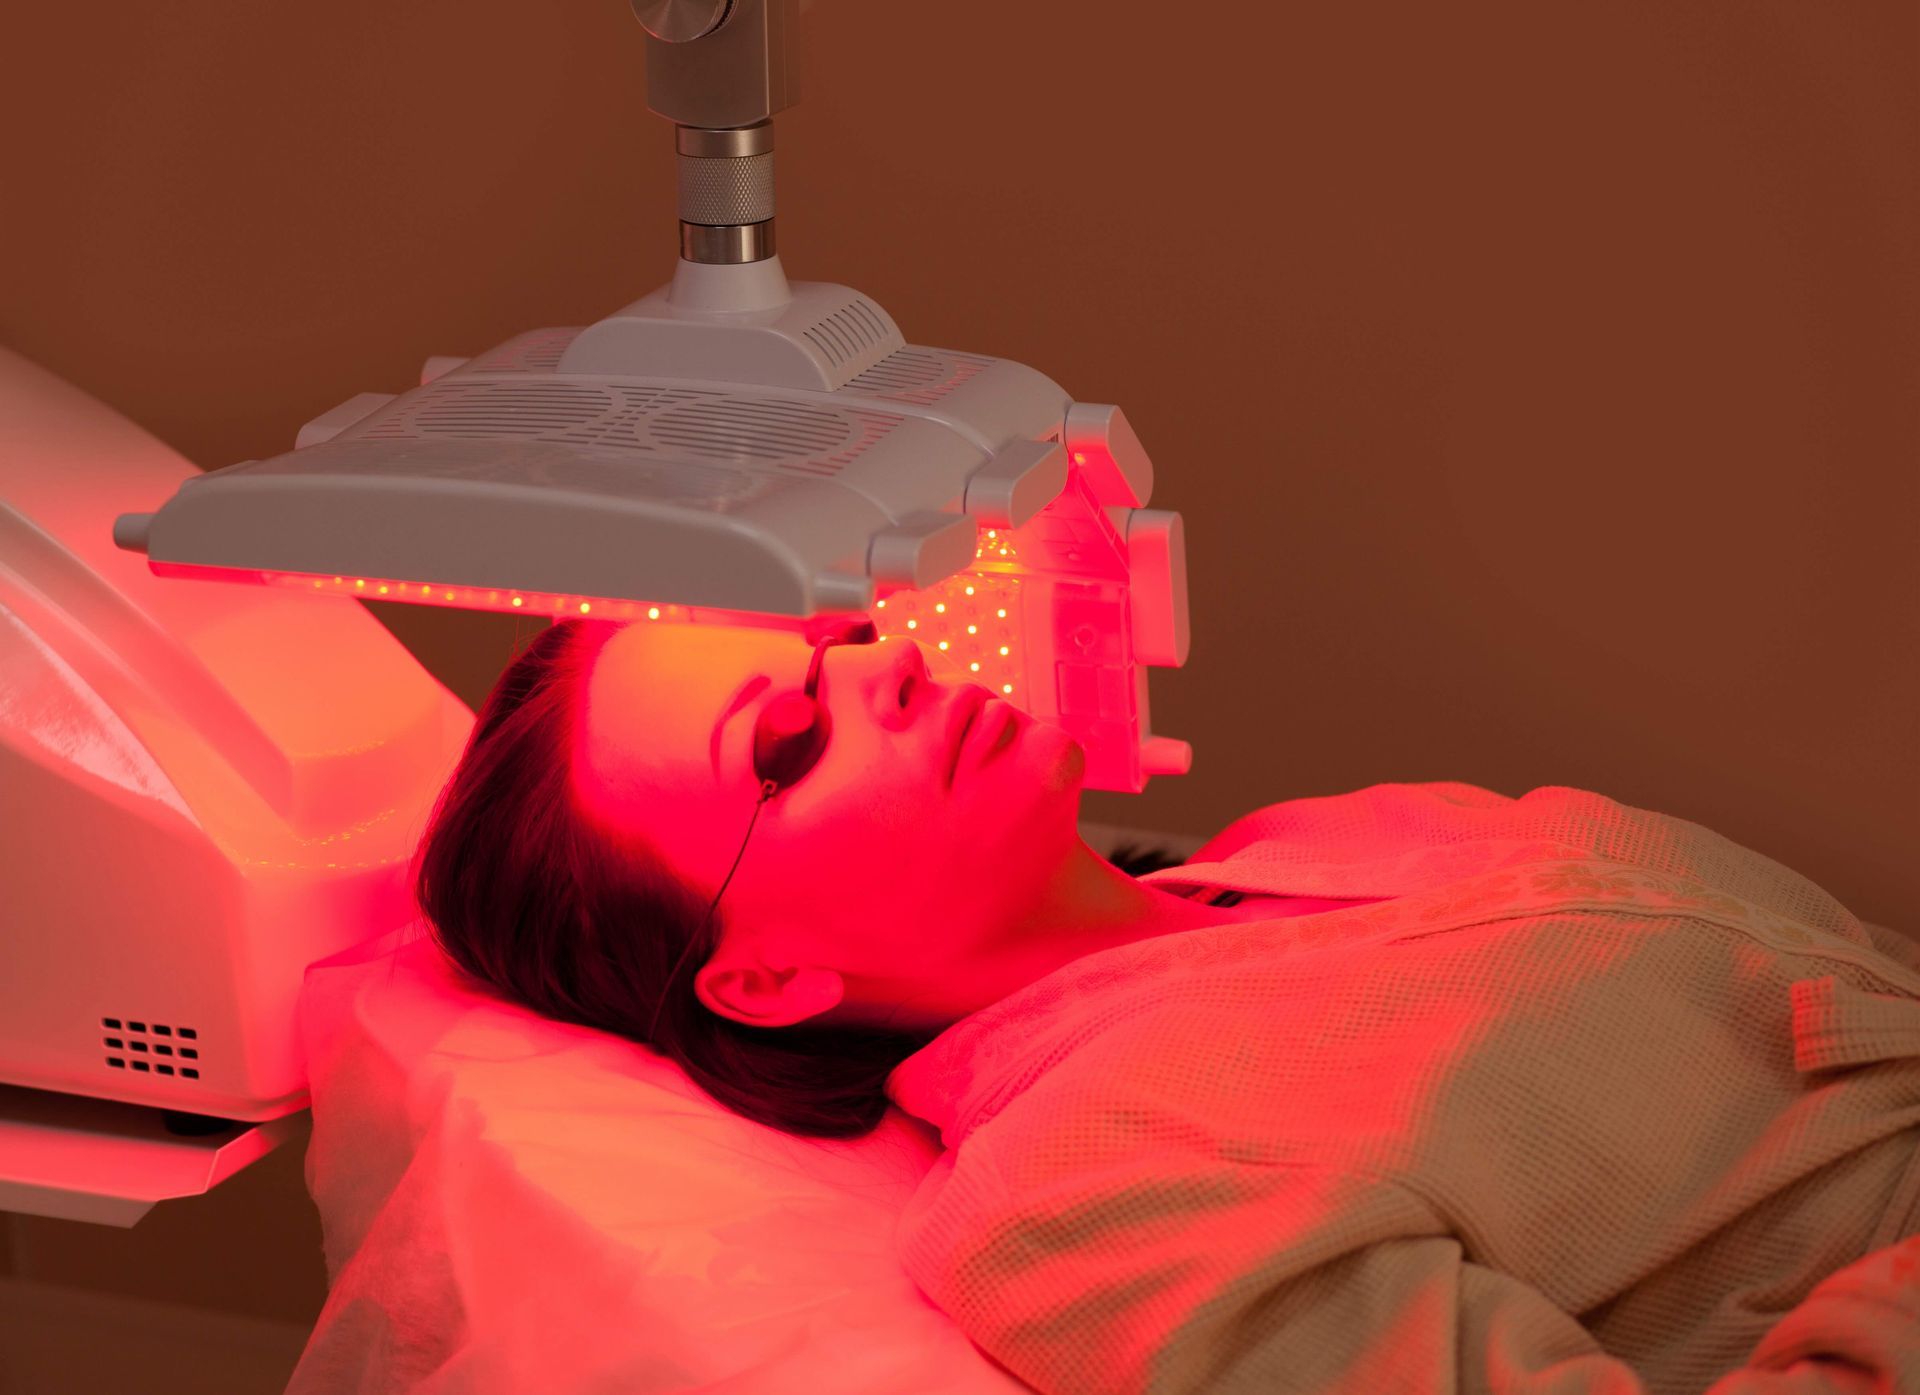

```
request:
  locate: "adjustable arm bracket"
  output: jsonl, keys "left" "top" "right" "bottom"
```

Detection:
{"left": 631, "top": 0, "right": 800, "bottom": 263}
{"left": 633, "top": 0, "right": 799, "bottom": 130}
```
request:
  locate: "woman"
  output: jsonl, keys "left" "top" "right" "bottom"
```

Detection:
{"left": 417, "top": 617, "right": 1920, "bottom": 1394}
{"left": 415, "top": 616, "right": 1373, "bottom": 1137}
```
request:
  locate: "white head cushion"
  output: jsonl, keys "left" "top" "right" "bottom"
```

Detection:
{"left": 291, "top": 928, "right": 1029, "bottom": 1395}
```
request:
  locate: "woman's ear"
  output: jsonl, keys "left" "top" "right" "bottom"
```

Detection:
{"left": 694, "top": 955, "right": 846, "bottom": 1028}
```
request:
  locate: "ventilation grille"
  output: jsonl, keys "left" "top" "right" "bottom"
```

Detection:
{"left": 801, "top": 297, "right": 893, "bottom": 367}
{"left": 364, "top": 382, "right": 647, "bottom": 441}
{"left": 349, "top": 379, "right": 903, "bottom": 478}
{"left": 653, "top": 397, "right": 851, "bottom": 460}
{"left": 100, "top": 1016, "right": 202, "bottom": 1080}
{"left": 462, "top": 327, "right": 584, "bottom": 375}
{"left": 841, "top": 347, "right": 994, "bottom": 407}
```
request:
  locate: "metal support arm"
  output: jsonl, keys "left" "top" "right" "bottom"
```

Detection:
{"left": 630, "top": 0, "right": 802, "bottom": 264}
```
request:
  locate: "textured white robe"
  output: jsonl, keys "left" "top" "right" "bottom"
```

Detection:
{"left": 886, "top": 782, "right": 1920, "bottom": 1394}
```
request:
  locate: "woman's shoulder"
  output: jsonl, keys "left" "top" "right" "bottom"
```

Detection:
{"left": 1188, "top": 783, "right": 1880, "bottom": 959}
{"left": 1190, "top": 780, "right": 1524, "bottom": 863}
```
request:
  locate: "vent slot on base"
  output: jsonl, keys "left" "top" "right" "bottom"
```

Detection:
{"left": 100, "top": 1017, "right": 202, "bottom": 1081}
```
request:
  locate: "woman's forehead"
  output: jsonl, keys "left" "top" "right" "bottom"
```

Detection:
{"left": 577, "top": 622, "right": 812, "bottom": 788}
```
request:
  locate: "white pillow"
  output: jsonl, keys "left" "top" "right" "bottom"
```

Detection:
{"left": 288, "top": 926, "right": 1031, "bottom": 1395}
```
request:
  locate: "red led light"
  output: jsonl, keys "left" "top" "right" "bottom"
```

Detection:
{"left": 149, "top": 524, "right": 1033, "bottom": 728}
{"left": 145, "top": 562, "right": 838, "bottom": 637}
{"left": 869, "top": 567, "right": 1023, "bottom": 694}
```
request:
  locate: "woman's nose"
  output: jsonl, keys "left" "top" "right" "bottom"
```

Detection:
{"left": 889, "top": 635, "right": 964, "bottom": 684}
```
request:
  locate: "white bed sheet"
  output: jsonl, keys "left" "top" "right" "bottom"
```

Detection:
{"left": 285, "top": 925, "right": 1035, "bottom": 1395}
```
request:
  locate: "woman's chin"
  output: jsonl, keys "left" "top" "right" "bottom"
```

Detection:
{"left": 971, "top": 721, "right": 1083, "bottom": 801}
{"left": 1037, "top": 727, "right": 1086, "bottom": 797}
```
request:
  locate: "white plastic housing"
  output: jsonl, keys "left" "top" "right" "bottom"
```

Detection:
{"left": 116, "top": 257, "right": 1191, "bottom": 791}
{"left": 0, "top": 348, "right": 473, "bottom": 1127}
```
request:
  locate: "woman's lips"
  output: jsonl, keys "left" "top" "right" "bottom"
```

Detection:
{"left": 946, "top": 689, "right": 991, "bottom": 788}
{"left": 956, "top": 697, "right": 1021, "bottom": 780}
{"left": 975, "top": 702, "right": 1021, "bottom": 767}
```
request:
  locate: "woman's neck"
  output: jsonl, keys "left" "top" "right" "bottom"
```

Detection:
{"left": 1042, "top": 838, "right": 1254, "bottom": 942}
{"left": 892, "top": 839, "right": 1251, "bottom": 1026}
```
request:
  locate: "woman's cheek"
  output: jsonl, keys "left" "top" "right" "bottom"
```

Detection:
{"left": 809, "top": 771, "right": 923, "bottom": 850}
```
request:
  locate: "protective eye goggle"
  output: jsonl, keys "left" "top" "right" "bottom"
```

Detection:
{"left": 748, "top": 616, "right": 880, "bottom": 802}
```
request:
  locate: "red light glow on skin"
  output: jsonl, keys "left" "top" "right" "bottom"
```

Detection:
{"left": 571, "top": 620, "right": 1100, "bottom": 1032}
{"left": 154, "top": 565, "right": 1264, "bottom": 1028}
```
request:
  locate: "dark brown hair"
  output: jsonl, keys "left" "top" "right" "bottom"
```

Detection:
{"left": 413, "top": 618, "right": 1183, "bottom": 1140}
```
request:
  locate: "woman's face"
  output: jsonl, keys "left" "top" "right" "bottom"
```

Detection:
{"left": 574, "top": 619, "right": 1086, "bottom": 1028}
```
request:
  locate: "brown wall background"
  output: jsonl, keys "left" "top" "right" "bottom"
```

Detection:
{"left": 2, "top": 0, "right": 1914, "bottom": 1377}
